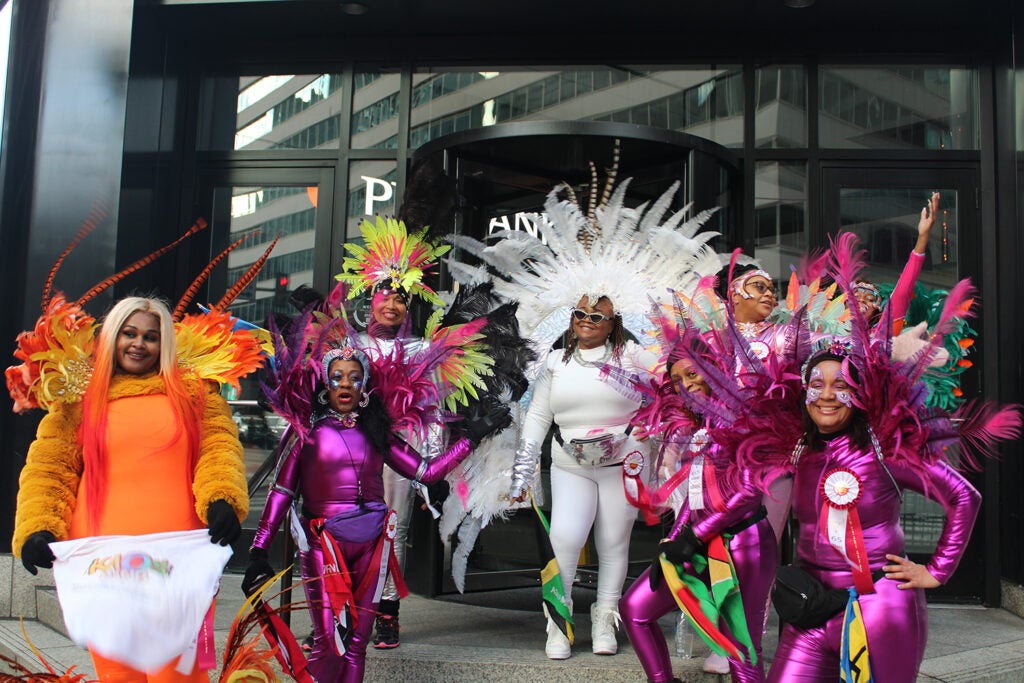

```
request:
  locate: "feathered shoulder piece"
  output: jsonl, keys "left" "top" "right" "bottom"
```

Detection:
{"left": 878, "top": 280, "right": 975, "bottom": 412}
{"left": 427, "top": 281, "right": 535, "bottom": 414}
{"left": 445, "top": 159, "right": 724, "bottom": 372}
{"left": 6, "top": 293, "right": 97, "bottom": 413}
{"left": 175, "top": 309, "right": 265, "bottom": 390}
{"left": 823, "top": 232, "right": 1020, "bottom": 477}
{"left": 266, "top": 283, "right": 491, "bottom": 443}
{"left": 336, "top": 215, "right": 450, "bottom": 307}
{"left": 771, "top": 249, "right": 850, "bottom": 335}
{"left": 668, "top": 297, "right": 808, "bottom": 489}
{"left": 6, "top": 208, "right": 275, "bottom": 414}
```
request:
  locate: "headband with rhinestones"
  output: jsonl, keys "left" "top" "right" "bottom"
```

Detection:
{"left": 321, "top": 341, "right": 371, "bottom": 385}
{"left": 801, "top": 336, "right": 857, "bottom": 386}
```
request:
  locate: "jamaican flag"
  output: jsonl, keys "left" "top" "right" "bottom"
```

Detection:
{"left": 660, "top": 534, "right": 756, "bottom": 664}
{"left": 531, "top": 493, "right": 575, "bottom": 644}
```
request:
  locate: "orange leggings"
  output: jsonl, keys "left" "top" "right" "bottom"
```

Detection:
{"left": 90, "top": 651, "right": 209, "bottom": 683}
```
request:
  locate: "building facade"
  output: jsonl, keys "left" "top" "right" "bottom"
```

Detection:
{"left": 1, "top": 0, "right": 1022, "bottom": 608}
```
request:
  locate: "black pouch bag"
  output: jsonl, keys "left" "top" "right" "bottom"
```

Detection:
{"left": 772, "top": 565, "right": 850, "bottom": 629}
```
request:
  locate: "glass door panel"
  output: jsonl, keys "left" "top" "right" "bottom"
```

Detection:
{"left": 822, "top": 166, "right": 983, "bottom": 602}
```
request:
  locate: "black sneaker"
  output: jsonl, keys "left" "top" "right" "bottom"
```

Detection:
{"left": 372, "top": 614, "right": 400, "bottom": 649}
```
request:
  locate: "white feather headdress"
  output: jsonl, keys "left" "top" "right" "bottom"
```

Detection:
{"left": 447, "top": 178, "right": 723, "bottom": 375}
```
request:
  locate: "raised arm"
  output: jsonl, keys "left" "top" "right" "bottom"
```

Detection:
{"left": 888, "top": 192, "right": 939, "bottom": 324}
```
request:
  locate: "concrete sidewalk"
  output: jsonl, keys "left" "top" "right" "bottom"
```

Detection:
{"left": 1, "top": 572, "right": 1023, "bottom": 682}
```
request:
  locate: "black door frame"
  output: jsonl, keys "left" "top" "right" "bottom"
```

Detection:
{"left": 820, "top": 163, "right": 992, "bottom": 604}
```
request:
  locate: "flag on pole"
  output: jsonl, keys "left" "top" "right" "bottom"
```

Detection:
{"left": 530, "top": 492, "right": 574, "bottom": 644}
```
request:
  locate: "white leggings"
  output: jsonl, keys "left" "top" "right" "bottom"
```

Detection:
{"left": 549, "top": 462, "right": 638, "bottom": 609}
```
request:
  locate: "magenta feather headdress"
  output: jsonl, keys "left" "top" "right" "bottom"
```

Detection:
{"left": 818, "top": 232, "right": 1020, "bottom": 480}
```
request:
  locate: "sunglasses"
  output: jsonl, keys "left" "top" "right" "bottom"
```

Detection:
{"left": 746, "top": 281, "right": 776, "bottom": 296}
{"left": 572, "top": 308, "right": 614, "bottom": 324}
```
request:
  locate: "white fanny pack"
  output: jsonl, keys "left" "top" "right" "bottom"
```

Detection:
{"left": 555, "top": 426, "right": 633, "bottom": 466}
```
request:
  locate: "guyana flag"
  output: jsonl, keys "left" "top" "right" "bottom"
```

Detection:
{"left": 660, "top": 534, "right": 756, "bottom": 664}
{"left": 531, "top": 494, "right": 575, "bottom": 644}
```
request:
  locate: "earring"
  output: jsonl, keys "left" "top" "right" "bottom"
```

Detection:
{"left": 318, "top": 390, "right": 329, "bottom": 405}
{"left": 358, "top": 392, "right": 370, "bottom": 408}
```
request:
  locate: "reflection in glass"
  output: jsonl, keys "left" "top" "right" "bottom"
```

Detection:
{"left": 837, "top": 187, "right": 958, "bottom": 288}
{"left": 407, "top": 67, "right": 744, "bottom": 149}
{"left": 753, "top": 162, "right": 807, "bottom": 282}
{"left": 216, "top": 184, "right": 318, "bottom": 325}
{"left": 819, "top": 67, "right": 978, "bottom": 150}
{"left": 351, "top": 70, "right": 402, "bottom": 149}
{"left": 756, "top": 65, "right": 807, "bottom": 148}
{"left": 200, "top": 74, "right": 342, "bottom": 150}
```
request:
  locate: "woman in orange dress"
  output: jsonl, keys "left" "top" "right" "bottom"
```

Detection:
{"left": 12, "top": 296, "right": 248, "bottom": 682}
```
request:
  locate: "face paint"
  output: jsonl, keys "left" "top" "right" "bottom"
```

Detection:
{"left": 805, "top": 366, "right": 824, "bottom": 405}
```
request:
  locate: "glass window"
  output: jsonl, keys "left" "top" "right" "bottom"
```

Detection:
{"left": 836, "top": 187, "right": 959, "bottom": 288}
{"left": 199, "top": 74, "right": 343, "bottom": 151}
{"left": 408, "top": 66, "right": 744, "bottom": 150}
{"left": 344, "top": 161, "right": 399, "bottom": 328}
{"left": 754, "top": 161, "right": 808, "bottom": 282}
{"left": 351, "top": 68, "right": 402, "bottom": 149}
{"left": 756, "top": 65, "right": 807, "bottom": 148}
{"left": 819, "top": 66, "right": 979, "bottom": 150}
{"left": 211, "top": 184, "right": 319, "bottom": 327}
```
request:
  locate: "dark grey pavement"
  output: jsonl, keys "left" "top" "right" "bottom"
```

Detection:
{"left": 1, "top": 570, "right": 1023, "bottom": 682}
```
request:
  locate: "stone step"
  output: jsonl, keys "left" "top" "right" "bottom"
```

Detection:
{"left": 0, "top": 578, "right": 1022, "bottom": 682}
{"left": 35, "top": 586, "right": 67, "bottom": 638}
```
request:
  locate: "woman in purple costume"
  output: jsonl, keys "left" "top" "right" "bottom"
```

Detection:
{"left": 767, "top": 338, "right": 988, "bottom": 682}
{"left": 242, "top": 340, "right": 507, "bottom": 682}
{"left": 620, "top": 346, "right": 777, "bottom": 683}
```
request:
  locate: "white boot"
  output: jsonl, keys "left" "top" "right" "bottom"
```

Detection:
{"left": 544, "top": 603, "right": 572, "bottom": 660}
{"left": 703, "top": 652, "right": 731, "bottom": 674}
{"left": 590, "top": 602, "right": 620, "bottom": 655}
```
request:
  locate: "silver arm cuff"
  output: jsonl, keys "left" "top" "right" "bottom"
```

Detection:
{"left": 271, "top": 483, "right": 297, "bottom": 499}
{"left": 422, "top": 422, "right": 446, "bottom": 460}
{"left": 510, "top": 438, "right": 541, "bottom": 499}
{"left": 414, "top": 459, "right": 429, "bottom": 483}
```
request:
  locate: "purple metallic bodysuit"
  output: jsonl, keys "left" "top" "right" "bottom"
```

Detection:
{"left": 621, "top": 437, "right": 778, "bottom": 683}
{"left": 767, "top": 434, "right": 980, "bottom": 682}
{"left": 251, "top": 416, "right": 472, "bottom": 683}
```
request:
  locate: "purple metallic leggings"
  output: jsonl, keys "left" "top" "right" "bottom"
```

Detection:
{"left": 767, "top": 570, "right": 927, "bottom": 682}
{"left": 620, "top": 519, "right": 777, "bottom": 683}
{"left": 300, "top": 528, "right": 380, "bottom": 683}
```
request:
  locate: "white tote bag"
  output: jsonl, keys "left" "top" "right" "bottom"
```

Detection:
{"left": 50, "top": 529, "right": 232, "bottom": 672}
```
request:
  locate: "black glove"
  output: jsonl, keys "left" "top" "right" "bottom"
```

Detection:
{"left": 463, "top": 405, "right": 513, "bottom": 447}
{"left": 660, "top": 525, "right": 703, "bottom": 565}
{"left": 242, "top": 547, "right": 275, "bottom": 596}
{"left": 207, "top": 499, "right": 241, "bottom": 546}
{"left": 21, "top": 531, "right": 57, "bottom": 575}
{"left": 648, "top": 551, "right": 665, "bottom": 590}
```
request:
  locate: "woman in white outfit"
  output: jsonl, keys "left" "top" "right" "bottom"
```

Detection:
{"left": 511, "top": 295, "right": 654, "bottom": 659}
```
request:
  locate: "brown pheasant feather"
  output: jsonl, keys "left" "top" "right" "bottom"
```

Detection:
{"left": 74, "top": 218, "right": 208, "bottom": 307}
{"left": 41, "top": 201, "right": 110, "bottom": 309}
{"left": 213, "top": 235, "right": 281, "bottom": 313}
{"left": 172, "top": 232, "right": 251, "bottom": 321}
